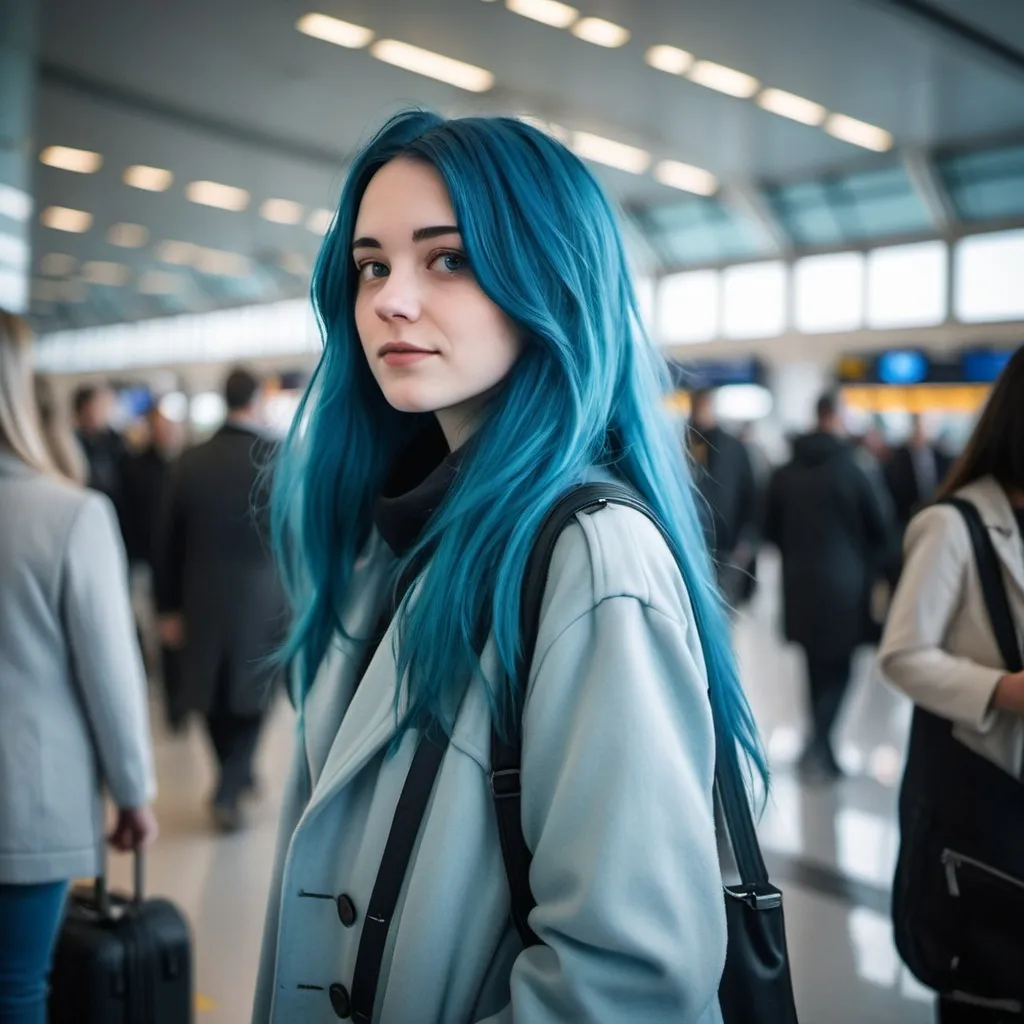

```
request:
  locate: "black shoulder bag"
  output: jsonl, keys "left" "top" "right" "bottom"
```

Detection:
{"left": 892, "top": 498, "right": 1024, "bottom": 1008}
{"left": 350, "top": 483, "right": 798, "bottom": 1023}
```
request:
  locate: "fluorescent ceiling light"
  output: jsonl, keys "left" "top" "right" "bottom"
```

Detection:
{"left": 0, "top": 233, "right": 29, "bottom": 269}
{"left": 280, "top": 252, "right": 313, "bottom": 276}
{"left": 306, "top": 208, "right": 334, "bottom": 234}
{"left": 139, "top": 269, "right": 183, "bottom": 295}
{"left": 296, "top": 12, "right": 374, "bottom": 48}
{"left": 370, "top": 39, "right": 494, "bottom": 92}
{"left": 39, "top": 145, "right": 103, "bottom": 174}
{"left": 571, "top": 17, "right": 629, "bottom": 47}
{"left": 261, "top": 198, "right": 304, "bottom": 225}
{"left": 506, "top": 0, "right": 578, "bottom": 28}
{"left": 39, "top": 253, "right": 77, "bottom": 277}
{"left": 186, "top": 180, "right": 251, "bottom": 211}
{"left": 644, "top": 45, "right": 694, "bottom": 75}
{"left": 123, "top": 165, "right": 174, "bottom": 191}
{"left": 825, "top": 113, "right": 893, "bottom": 152}
{"left": 687, "top": 60, "right": 760, "bottom": 98}
{"left": 61, "top": 280, "right": 88, "bottom": 303}
{"left": 0, "top": 185, "right": 31, "bottom": 222}
{"left": 82, "top": 261, "right": 130, "bottom": 287}
{"left": 40, "top": 206, "right": 93, "bottom": 233}
{"left": 757, "top": 88, "right": 827, "bottom": 126}
{"left": 157, "top": 240, "right": 199, "bottom": 265}
{"left": 654, "top": 160, "right": 718, "bottom": 196}
{"left": 107, "top": 222, "right": 149, "bottom": 248}
{"left": 194, "top": 247, "right": 251, "bottom": 277}
{"left": 518, "top": 115, "right": 569, "bottom": 142}
{"left": 571, "top": 131, "right": 650, "bottom": 174}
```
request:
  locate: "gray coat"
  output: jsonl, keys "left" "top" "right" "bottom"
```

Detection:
{"left": 253, "top": 501, "right": 726, "bottom": 1024}
{"left": 0, "top": 449, "right": 155, "bottom": 885}
{"left": 156, "top": 423, "right": 286, "bottom": 717}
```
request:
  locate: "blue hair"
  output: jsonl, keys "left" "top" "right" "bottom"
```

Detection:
{"left": 272, "top": 110, "right": 768, "bottom": 790}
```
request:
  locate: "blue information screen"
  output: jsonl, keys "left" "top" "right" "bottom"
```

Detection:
{"left": 876, "top": 350, "right": 928, "bottom": 385}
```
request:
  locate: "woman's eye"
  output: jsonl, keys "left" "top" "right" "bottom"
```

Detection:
{"left": 431, "top": 251, "right": 469, "bottom": 274}
{"left": 358, "top": 261, "right": 388, "bottom": 281}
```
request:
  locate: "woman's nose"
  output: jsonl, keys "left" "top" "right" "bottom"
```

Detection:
{"left": 374, "top": 267, "right": 421, "bottom": 323}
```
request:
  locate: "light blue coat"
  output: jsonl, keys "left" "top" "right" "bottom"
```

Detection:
{"left": 253, "top": 500, "right": 726, "bottom": 1023}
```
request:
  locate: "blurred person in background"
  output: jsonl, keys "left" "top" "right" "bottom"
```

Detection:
{"left": 121, "top": 400, "right": 187, "bottom": 729}
{"left": 72, "top": 384, "right": 126, "bottom": 512}
{"left": 156, "top": 368, "right": 286, "bottom": 832}
{"left": 687, "top": 387, "right": 759, "bottom": 606}
{"left": 884, "top": 413, "right": 953, "bottom": 535}
{"left": 765, "top": 392, "right": 894, "bottom": 780}
{"left": 0, "top": 311, "right": 157, "bottom": 1022}
{"left": 879, "top": 347, "right": 1024, "bottom": 1024}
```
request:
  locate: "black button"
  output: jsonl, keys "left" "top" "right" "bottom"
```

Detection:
{"left": 329, "top": 983, "right": 351, "bottom": 1018}
{"left": 336, "top": 894, "right": 357, "bottom": 928}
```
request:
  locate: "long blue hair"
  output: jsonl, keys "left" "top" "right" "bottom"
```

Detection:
{"left": 272, "top": 110, "right": 767, "bottom": 789}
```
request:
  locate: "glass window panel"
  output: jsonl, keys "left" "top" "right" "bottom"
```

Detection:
{"left": 656, "top": 269, "right": 720, "bottom": 344}
{"left": 866, "top": 241, "right": 948, "bottom": 329}
{"left": 794, "top": 252, "right": 865, "bottom": 333}
{"left": 955, "top": 229, "right": 1024, "bottom": 323}
{"left": 722, "top": 261, "right": 787, "bottom": 339}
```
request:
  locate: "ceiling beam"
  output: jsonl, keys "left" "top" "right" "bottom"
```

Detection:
{"left": 722, "top": 182, "right": 794, "bottom": 259}
{"left": 861, "top": 0, "right": 1024, "bottom": 81}
{"left": 902, "top": 148, "right": 959, "bottom": 233}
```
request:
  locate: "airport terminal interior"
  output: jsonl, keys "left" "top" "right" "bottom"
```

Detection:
{"left": 4, "top": 0, "right": 1024, "bottom": 1020}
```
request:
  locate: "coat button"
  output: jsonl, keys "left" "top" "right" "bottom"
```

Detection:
{"left": 329, "top": 983, "right": 351, "bottom": 1018}
{"left": 336, "top": 894, "right": 357, "bottom": 928}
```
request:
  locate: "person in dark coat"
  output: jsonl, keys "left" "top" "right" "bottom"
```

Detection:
{"left": 73, "top": 384, "right": 126, "bottom": 513}
{"left": 687, "top": 388, "right": 759, "bottom": 606}
{"left": 156, "top": 369, "right": 286, "bottom": 831}
{"left": 883, "top": 414, "right": 953, "bottom": 534}
{"left": 765, "top": 393, "right": 894, "bottom": 779}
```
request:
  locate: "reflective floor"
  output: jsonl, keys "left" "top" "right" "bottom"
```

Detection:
{"left": 105, "top": 553, "right": 936, "bottom": 1023}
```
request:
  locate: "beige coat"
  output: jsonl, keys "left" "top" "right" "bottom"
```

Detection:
{"left": 879, "top": 475, "right": 1024, "bottom": 777}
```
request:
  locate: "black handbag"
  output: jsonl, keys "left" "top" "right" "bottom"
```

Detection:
{"left": 892, "top": 498, "right": 1024, "bottom": 1011}
{"left": 350, "top": 482, "right": 799, "bottom": 1023}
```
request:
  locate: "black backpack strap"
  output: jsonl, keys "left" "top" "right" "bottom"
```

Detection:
{"left": 349, "top": 735, "right": 446, "bottom": 1023}
{"left": 942, "top": 498, "right": 1023, "bottom": 674}
{"left": 492, "top": 482, "right": 775, "bottom": 948}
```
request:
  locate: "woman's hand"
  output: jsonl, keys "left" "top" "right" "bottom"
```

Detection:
{"left": 109, "top": 805, "right": 159, "bottom": 852}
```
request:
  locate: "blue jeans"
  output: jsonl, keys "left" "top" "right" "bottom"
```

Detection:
{"left": 0, "top": 881, "right": 69, "bottom": 1024}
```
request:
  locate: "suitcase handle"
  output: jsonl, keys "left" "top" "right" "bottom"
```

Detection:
{"left": 94, "top": 850, "right": 146, "bottom": 919}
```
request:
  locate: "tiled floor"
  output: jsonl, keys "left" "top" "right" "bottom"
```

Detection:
{"left": 105, "top": 552, "right": 937, "bottom": 1023}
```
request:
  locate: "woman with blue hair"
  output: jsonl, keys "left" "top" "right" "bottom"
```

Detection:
{"left": 253, "top": 110, "right": 766, "bottom": 1024}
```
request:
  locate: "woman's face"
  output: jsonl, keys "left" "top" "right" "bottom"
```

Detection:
{"left": 352, "top": 158, "right": 522, "bottom": 450}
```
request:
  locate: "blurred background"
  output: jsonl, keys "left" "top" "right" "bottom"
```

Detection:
{"left": 3, "top": 0, "right": 1023, "bottom": 1020}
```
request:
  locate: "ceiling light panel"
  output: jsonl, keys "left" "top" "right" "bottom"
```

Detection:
{"left": 645, "top": 45, "right": 694, "bottom": 75}
{"left": 82, "top": 261, "right": 130, "bottom": 286}
{"left": 654, "top": 160, "right": 718, "bottom": 196}
{"left": 687, "top": 60, "right": 760, "bottom": 98}
{"left": 194, "top": 248, "right": 251, "bottom": 277}
{"left": 40, "top": 206, "right": 93, "bottom": 233}
{"left": 571, "top": 17, "right": 629, "bottom": 47}
{"left": 186, "top": 180, "right": 251, "bottom": 211}
{"left": 296, "top": 12, "right": 374, "bottom": 48}
{"left": 506, "top": 0, "right": 578, "bottom": 29}
{"left": 261, "top": 199, "right": 304, "bottom": 225}
{"left": 757, "top": 88, "right": 827, "bottom": 126}
{"left": 370, "top": 39, "right": 494, "bottom": 92}
{"left": 107, "top": 222, "right": 149, "bottom": 248}
{"left": 306, "top": 208, "right": 334, "bottom": 234}
{"left": 39, "top": 146, "right": 103, "bottom": 174}
{"left": 825, "top": 113, "right": 893, "bottom": 152}
{"left": 157, "top": 240, "right": 199, "bottom": 265}
{"left": 39, "top": 253, "right": 77, "bottom": 276}
{"left": 139, "top": 270, "right": 183, "bottom": 295}
{"left": 123, "top": 165, "right": 174, "bottom": 191}
{"left": 280, "top": 252, "right": 313, "bottom": 276}
{"left": 571, "top": 131, "right": 650, "bottom": 175}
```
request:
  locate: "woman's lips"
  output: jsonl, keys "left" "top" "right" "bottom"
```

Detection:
{"left": 382, "top": 350, "right": 436, "bottom": 367}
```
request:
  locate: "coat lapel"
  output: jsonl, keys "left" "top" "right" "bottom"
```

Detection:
{"left": 963, "top": 478, "right": 1024, "bottom": 600}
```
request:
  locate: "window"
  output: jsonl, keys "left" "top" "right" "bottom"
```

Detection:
{"left": 794, "top": 252, "right": 865, "bottom": 333}
{"left": 954, "top": 230, "right": 1024, "bottom": 323}
{"left": 722, "top": 261, "right": 787, "bottom": 339}
{"left": 866, "top": 241, "right": 947, "bottom": 329}
{"left": 656, "top": 270, "right": 719, "bottom": 344}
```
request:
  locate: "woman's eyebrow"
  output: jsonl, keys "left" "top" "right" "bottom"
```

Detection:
{"left": 351, "top": 225, "right": 461, "bottom": 251}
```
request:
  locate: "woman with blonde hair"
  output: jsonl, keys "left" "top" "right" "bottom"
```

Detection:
{"left": 0, "top": 310, "right": 157, "bottom": 1022}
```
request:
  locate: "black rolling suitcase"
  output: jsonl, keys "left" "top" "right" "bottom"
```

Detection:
{"left": 49, "top": 852, "right": 193, "bottom": 1024}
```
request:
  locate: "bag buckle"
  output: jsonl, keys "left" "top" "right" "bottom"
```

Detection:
{"left": 490, "top": 768, "right": 521, "bottom": 799}
{"left": 725, "top": 884, "right": 782, "bottom": 911}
